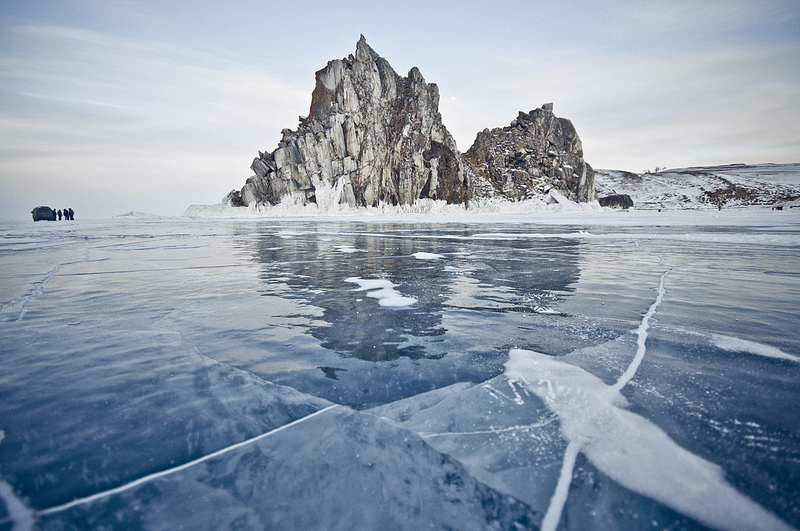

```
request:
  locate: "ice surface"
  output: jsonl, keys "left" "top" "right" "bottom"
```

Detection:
{"left": 506, "top": 349, "right": 794, "bottom": 531}
{"left": 0, "top": 209, "right": 798, "bottom": 529}
{"left": 37, "top": 407, "right": 537, "bottom": 530}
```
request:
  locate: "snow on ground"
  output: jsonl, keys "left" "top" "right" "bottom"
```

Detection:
{"left": 345, "top": 277, "right": 418, "bottom": 307}
{"left": 185, "top": 163, "right": 800, "bottom": 218}
{"left": 595, "top": 163, "right": 800, "bottom": 210}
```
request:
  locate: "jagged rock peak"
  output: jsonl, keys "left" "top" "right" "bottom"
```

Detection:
{"left": 241, "top": 36, "right": 473, "bottom": 208}
{"left": 464, "top": 103, "right": 596, "bottom": 202}
{"left": 234, "top": 37, "right": 595, "bottom": 209}
{"left": 355, "top": 34, "right": 379, "bottom": 62}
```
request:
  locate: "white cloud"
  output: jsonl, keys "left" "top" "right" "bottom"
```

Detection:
{"left": 606, "top": 0, "right": 800, "bottom": 38}
{"left": 0, "top": 23, "right": 309, "bottom": 219}
{"left": 438, "top": 39, "right": 800, "bottom": 171}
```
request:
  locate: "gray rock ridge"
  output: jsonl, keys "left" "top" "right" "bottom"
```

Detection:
{"left": 598, "top": 194, "right": 634, "bottom": 209}
{"left": 237, "top": 37, "right": 594, "bottom": 208}
{"left": 464, "top": 104, "right": 596, "bottom": 202}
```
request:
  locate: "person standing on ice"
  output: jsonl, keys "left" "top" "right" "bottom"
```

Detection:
{"left": 57, "top": 209, "right": 62, "bottom": 220}
{"left": 68, "top": 208, "right": 75, "bottom": 220}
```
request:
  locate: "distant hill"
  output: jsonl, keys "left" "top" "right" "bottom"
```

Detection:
{"left": 595, "top": 163, "right": 800, "bottom": 209}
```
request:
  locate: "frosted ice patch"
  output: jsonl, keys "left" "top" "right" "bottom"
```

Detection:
{"left": 0, "top": 431, "right": 35, "bottom": 531}
{"left": 345, "top": 277, "right": 417, "bottom": 307}
{"left": 412, "top": 252, "right": 444, "bottom": 260}
{"left": 710, "top": 334, "right": 799, "bottom": 362}
{"left": 336, "top": 245, "right": 363, "bottom": 254}
{"left": 0, "top": 480, "right": 34, "bottom": 531}
{"left": 505, "top": 349, "right": 794, "bottom": 531}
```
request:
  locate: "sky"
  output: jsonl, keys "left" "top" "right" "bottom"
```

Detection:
{"left": 1, "top": 0, "right": 799, "bottom": 220}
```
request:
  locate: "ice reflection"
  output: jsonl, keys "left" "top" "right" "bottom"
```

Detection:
{"left": 243, "top": 222, "right": 582, "bottom": 363}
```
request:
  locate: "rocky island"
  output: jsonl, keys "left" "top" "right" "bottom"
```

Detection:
{"left": 228, "top": 36, "right": 596, "bottom": 209}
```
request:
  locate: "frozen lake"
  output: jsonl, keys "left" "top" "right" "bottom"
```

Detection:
{"left": 1, "top": 209, "right": 798, "bottom": 530}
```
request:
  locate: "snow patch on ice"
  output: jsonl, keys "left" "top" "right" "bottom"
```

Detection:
{"left": 0, "top": 479, "right": 34, "bottom": 531}
{"left": 0, "top": 431, "right": 35, "bottom": 531}
{"left": 710, "top": 334, "right": 799, "bottom": 362}
{"left": 412, "top": 252, "right": 444, "bottom": 260}
{"left": 184, "top": 193, "right": 604, "bottom": 219}
{"left": 670, "top": 328, "right": 800, "bottom": 363}
{"left": 345, "top": 277, "right": 417, "bottom": 307}
{"left": 336, "top": 245, "right": 363, "bottom": 254}
{"left": 505, "top": 349, "right": 794, "bottom": 531}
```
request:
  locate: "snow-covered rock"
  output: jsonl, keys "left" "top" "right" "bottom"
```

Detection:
{"left": 595, "top": 163, "right": 800, "bottom": 210}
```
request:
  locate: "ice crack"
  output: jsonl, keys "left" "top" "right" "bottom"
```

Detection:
{"left": 612, "top": 268, "right": 669, "bottom": 392}
{"left": 420, "top": 418, "right": 555, "bottom": 439}
{"left": 514, "top": 267, "right": 672, "bottom": 530}
{"left": 36, "top": 405, "right": 339, "bottom": 517}
{"left": 541, "top": 440, "right": 581, "bottom": 531}
{"left": 482, "top": 380, "right": 527, "bottom": 405}
{"left": 4, "top": 264, "right": 65, "bottom": 322}
{"left": 3, "top": 249, "right": 94, "bottom": 323}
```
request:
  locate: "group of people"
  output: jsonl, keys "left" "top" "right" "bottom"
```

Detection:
{"left": 58, "top": 208, "right": 75, "bottom": 220}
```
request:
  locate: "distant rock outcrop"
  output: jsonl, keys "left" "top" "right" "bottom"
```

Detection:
{"left": 235, "top": 36, "right": 595, "bottom": 208}
{"left": 598, "top": 194, "right": 634, "bottom": 209}
{"left": 464, "top": 104, "right": 596, "bottom": 202}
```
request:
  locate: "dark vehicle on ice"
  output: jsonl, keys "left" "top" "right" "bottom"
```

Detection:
{"left": 31, "top": 206, "right": 57, "bottom": 221}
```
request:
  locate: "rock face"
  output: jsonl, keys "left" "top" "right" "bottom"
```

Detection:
{"left": 464, "top": 104, "right": 596, "bottom": 202}
{"left": 237, "top": 36, "right": 595, "bottom": 208}
{"left": 598, "top": 194, "right": 634, "bottom": 209}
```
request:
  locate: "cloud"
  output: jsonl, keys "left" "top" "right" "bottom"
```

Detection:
{"left": 607, "top": 0, "right": 800, "bottom": 38}
{"left": 0, "top": 24, "right": 309, "bottom": 219}
{"left": 439, "top": 39, "right": 800, "bottom": 171}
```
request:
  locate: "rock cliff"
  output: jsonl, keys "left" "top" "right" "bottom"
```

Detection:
{"left": 235, "top": 36, "right": 595, "bottom": 208}
{"left": 464, "top": 104, "right": 596, "bottom": 202}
